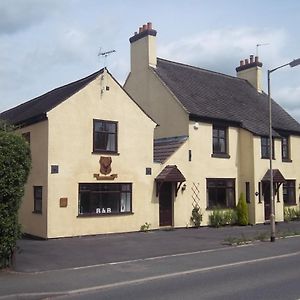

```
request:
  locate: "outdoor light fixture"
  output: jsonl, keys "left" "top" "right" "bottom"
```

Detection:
{"left": 268, "top": 57, "right": 300, "bottom": 242}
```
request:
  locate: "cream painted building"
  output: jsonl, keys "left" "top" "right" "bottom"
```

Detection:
{"left": 125, "top": 22, "right": 300, "bottom": 226}
{"left": 1, "top": 69, "right": 160, "bottom": 238}
{"left": 2, "top": 23, "right": 300, "bottom": 238}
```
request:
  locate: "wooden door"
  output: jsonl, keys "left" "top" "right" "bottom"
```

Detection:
{"left": 262, "top": 182, "right": 271, "bottom": 221}
{"left": 159, "top": 182, "right": 173, "bottom": 226}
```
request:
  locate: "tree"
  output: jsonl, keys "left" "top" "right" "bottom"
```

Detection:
{"left": 0, "top": 122, "right": 31, "bottom": 268}
{"left": 236, "top": 192, "right": 249, "bottom": 226}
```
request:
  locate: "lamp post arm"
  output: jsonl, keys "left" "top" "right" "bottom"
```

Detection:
{"left": 269, "top": 63, "right": 290, "bottom": 74}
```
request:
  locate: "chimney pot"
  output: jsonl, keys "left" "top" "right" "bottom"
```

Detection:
{"left": 240, "top": 60, "right": 244, "bottom": 66}
{"left": 143, "top": 24, "right": 147, "bottom": 31}
{"left": 250, "top": 55, "right": 254, "bottom": 63}
{"left": 134, "top": 31, "right": 137, "bottom": 35}
{"left": 147, "top": 22, "right": 152, "bottom": 30}
{"left": 245, "top": 59, "right": 249, "bottom": 65}
{"left": 255, "top": 56, "right": 259, "bottom": 63}
{"left": 139, "top": 27, "right": 143, "bottom": 33}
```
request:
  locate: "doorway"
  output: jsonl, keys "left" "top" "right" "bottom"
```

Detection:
{"left": 262, "top": 182, "right": 271, "bottom": 221}
{"left": 159, "top": 182, "right": 173, "bottom": 226}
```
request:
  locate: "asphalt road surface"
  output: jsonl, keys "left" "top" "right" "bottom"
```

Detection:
{"left": 1, "top": 237, "right": 300, "bottom": 300}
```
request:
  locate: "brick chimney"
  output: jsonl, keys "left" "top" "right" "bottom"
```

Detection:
{"left": 129, "top": 22, "right": 157, "bottom": 73}
{"left": 236, "top": 55, "right": 263, "bottom": 92}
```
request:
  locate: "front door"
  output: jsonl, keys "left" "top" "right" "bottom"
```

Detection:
{"left": 262, "top": 182, "right": 271, "bottom": 220}
{"left": 159, "top": 182, "right": 173, "bottom": 226}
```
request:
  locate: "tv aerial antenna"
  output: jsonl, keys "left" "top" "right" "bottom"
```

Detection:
{"left": 256, "top": 43, "right": 269, "bottom": 57}
{"left": 98, "top": 48, "right": 116, "bottom": 68}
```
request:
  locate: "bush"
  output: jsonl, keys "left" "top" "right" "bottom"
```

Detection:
{"left": 140, "top": 222, "right": 151, "bottom": 232}
{"left": 236, "top": 193, "right": 249, "bottom": 226}
{"left": 284, "top": 207, "right": 300, "bottom": 222}
{"left": 209, "top": 208, "right": 237, "bottom": 227}
{"left": 0, "top": 126, "right": 31, "bottom": 268}
{"left": 190, "top": 205, "right": 203, "bottom": 227}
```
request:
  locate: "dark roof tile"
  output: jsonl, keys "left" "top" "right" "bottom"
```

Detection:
{"left": 0, "top": 69, "right": 103, "bottom": 126}
{"left": 154, "top": 136, "right": 188, "bottom": 163}
{"left": 153, "top": 58, "right": 300, "bottom": 136}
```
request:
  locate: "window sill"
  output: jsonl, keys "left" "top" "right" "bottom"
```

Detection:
{"left": 92, "top": 151, "right": 120, "bottom": 156}
{"left": 211, "top": 153, "right": 230, "bottom": 159}
{"left": 32, "top": 211, "right": 42, "bottom": 214}
{"left": 77, "top": 212, "right": 134, "bottom": 218}
{"left": 282, "top": 158, "right": 292, "bottom": 163}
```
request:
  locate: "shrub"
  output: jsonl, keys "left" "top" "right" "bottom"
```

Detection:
{"left": 140, "top": 222, "right": 151, "bottom": 232}
{"left": 236, "top": 193, "right": 249, "bottom": 226}
{"left": 190, "top": 205, "right": 203, "bottom": 227}
{"left": 224, "top": 209, "right": 237, "bottom": 225}
{"left": 0, "top": 126, "right": 31, "bottom": 268}
{"left": 284, "top": 206, "right": 300, "bottom": 222}
{"left": 209, "top": 208, "right": 237, "bottom": 227}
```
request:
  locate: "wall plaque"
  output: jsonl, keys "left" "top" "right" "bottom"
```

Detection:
{"left": 60, "top": 197, "right": 68, "bottom": 207}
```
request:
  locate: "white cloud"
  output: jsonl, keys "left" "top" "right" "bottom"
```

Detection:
{"left": 158, "top": 27, "right": 287, "bottom": 75}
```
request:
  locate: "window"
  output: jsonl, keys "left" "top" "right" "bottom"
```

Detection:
{"left": 283, "top": 180, "right": 296, "bottom": 205}
{"left": 33, "top": 186, "right": 42, "bottom": 213}
{"left": 212, "top": 125, "right": 227, "bottom": 155}
{"left": 78, "top": 183, "right": 132, "bottom": 215}
{"left": 245, "top": 182, "right": 250, "bottom": 203}
{"left": 207, "top": 179, "right": 235, "bottom": 209}
{"left": 93, "top": 119, "right": 117, "bottom": 153}
{"left": 261, "top": 137, "right": 274, "bottom": 159}
{"left": 281, "top": 136, "right": 290, "bottom": 161}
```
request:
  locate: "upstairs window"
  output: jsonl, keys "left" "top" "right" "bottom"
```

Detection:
{"left": 281, "top": 136, "right": 290, "bottom": 161}
{"left": 212, "top": 125, "right": 227, "bottom": 155}
{"left": 93, "top": 119, "right": 118, "bottom": 153}
{"left": 283, "top": 180, "right": 296, "bottom": 206}
{"left": 261, "top": 137, "right": 274, "bottom": 159}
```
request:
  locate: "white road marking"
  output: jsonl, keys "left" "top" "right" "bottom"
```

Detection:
{"left": 12, "top": 244, "right": 252, "bottom": 275}
{"left": 2, "top": 250, "right": 300, "bottom": 299}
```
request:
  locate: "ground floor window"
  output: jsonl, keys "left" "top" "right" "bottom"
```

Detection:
{"left": 78, "top": 183, "right": 132, "bottom": 215}
{"left": 283, "top": 180, "right": 296, "bottom": 205}
{"left": 33, "top": 186, "right": 42, "bottom": 214}
{"left": 207, "top": 178, "right": 235, "bottom": 209}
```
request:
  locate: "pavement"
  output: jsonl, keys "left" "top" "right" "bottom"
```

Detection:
{"left": 10, "top": 221, "right": 300, "bottom": 273}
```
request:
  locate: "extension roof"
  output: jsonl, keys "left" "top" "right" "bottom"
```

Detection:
{"left": 154, "top": 136, "right": 188, "bottom": 163}
{"left": 0, "top": 69, "right": 104, "bottom": 126}
{"left": 152, "top": 58, "right": 300, "bottom": 136}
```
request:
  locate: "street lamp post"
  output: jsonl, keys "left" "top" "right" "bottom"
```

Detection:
{"left": 268, "top": 58, "right": 300, "bottom": 242}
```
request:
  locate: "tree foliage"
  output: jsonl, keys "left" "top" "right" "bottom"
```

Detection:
{"left": 0, "top": 123, "right": 31, "bottom": 268}
{"left": 236, "top": 192, "right": 249, "bottom": 226}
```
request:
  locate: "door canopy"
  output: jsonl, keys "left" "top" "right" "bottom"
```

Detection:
{"left": 155, "top": 165, "right": 186, "bottom": 197}
{"left": 262, "top": 169, "right": 285, "bottom": 183}
{"left": 261, "top": 169, "right": 285, "bottom": 196}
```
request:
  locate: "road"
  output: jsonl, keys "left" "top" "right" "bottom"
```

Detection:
{"left": 1, "top": 237, "right": 300, "bottom": 299}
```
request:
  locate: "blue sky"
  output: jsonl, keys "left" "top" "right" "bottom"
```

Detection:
{"left": 1, "top": 0, "right": 300, "bottom": 120}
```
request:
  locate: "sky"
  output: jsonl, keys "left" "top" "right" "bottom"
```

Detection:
{"left": 1, "top": 0, "right": 300, "bottom": 121}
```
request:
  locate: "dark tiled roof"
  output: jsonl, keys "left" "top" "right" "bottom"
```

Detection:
{"left": 155, "top": 165, "right": 186, "bottom": 182}
{"left": 0, "top": 69, "right": 104, "bottom": 126}
{"left": 153, "top": 58, "right": 300, "bottom": 136}
{"left": 262, "top": 169, "right": 286, "bottom": 183}
{"left": 154, "top": 136, "right": 188, "bottom": 163}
